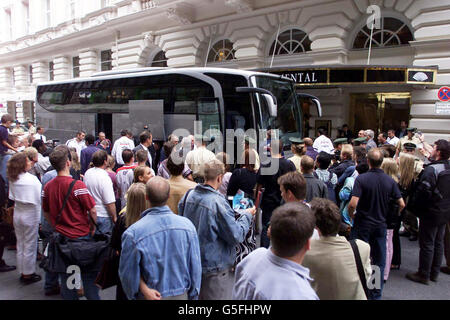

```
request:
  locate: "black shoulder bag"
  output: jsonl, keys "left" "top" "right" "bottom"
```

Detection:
{"left": 349, "top": 239, "right": 370, "bottom": 299}
{"left": 44, "top": 180, "right": 111, "bottom": 273}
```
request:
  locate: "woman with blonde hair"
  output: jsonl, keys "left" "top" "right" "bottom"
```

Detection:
{"left": 381, "top": 158, "right": 399, "bottom": 281}
{"left": 133, "top": 165, "right": 154, "bottom": 184}
{"left": 7, "top": 152, "right": 42, "bottom": 284}
{"left": 216, "top": 152, "right": 232, "bottom": 196}
{"left": 111, "top": 182, "right": 150, "bottom": 300}
{"left": 68, "top": 149, "right": 81, "bottom": 180}
{"left": 391, "top": 153, "right": 418, "bottom": 271}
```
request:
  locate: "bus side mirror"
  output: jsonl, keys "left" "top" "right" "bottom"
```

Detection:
{"left": 262, "top": 94, "right": 277, "bottom": 117}
{"left": 236, "top": 86, "right": 278, "bottom": 118}
{"left": 297, "top": 93, "right": 322, "bottom": 117}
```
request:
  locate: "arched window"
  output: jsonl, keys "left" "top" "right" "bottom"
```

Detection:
{"left": 207, "top": 39, "right": 236, "bottom": 63}
{"left": 353, "top": 17, "right": 414, "bottom": 49}
{"left": 150, "top": 50, "right": 168, "bottom": 67}
{"left": 269, "top": 28, "right": 312, "bottom": 56}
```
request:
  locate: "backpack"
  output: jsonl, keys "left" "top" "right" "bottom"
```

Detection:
{"left": 314, "top": 169, "right": 337, "bottom": 203}
{"left": 408, "top": 162, "right": 450, "bottom": 221}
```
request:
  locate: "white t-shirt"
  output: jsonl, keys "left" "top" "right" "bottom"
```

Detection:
{"left": 313, "top": 135, "right": 334, "bottom": 155}
{"left": 116, "top": 165, "right": 136, "bottom": 209}
{"left": 66, "top": 138, "right": 86, "bottom": 159}
{"left": 83, "top": 167, "right": 116, "bottom": 218}
{"left": 387, "top": 136, "right": 399, "bottom": 146}
{"left": 112, "top": 136, "right": 135, "bottom": 165}
{"left": 35, "top": 133, "right": 47, "bottom": 142}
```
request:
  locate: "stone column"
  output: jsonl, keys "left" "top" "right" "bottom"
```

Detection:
{"left": 53, "top": 56, "right": 71, "bottom": 81}
{"left": 13, "top": 65, "right": 28, "bottom": 89}
{"left": 31, "top": 61, "right": 49, "bottom": 84}
{"left": 0, "top": 67, "right": 13, "bottom": 94}
{"left": 79, "top": 48, "right": 98, "bottom": 77}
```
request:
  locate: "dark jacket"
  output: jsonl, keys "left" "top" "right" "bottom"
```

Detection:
{"left": 412, "top": 159, "right": 450, "bottom": 225}
{"left": 80, "top": 145, "right": 99, "bottom": 175}
{"left": 332, "top": 159, "right": 354, "bottom": 178}
{"left": 132, "top": 144, "right": 157, "bottom": 171}
{"left": 303, "top": 173, "right": 328, "bottom": 202}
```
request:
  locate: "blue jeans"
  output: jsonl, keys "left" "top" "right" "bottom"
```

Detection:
{"left": 59, "top": 271, "right": 100, "bottom": 300}
{"left": 260, "top": 223, "right": 270, "bottom": 249}
{"left": 41, "top": 219, "right": 60, "bottom": 291}
{"left": 0, "top": 154, "right": 11, "bottom": 192}
{"left": 58, "top": 234, "right": 100, "bottom": 300}
{"left": 351, "top": 223, "right": 386, "bottom": 300}
{"left": 96, "top": 217, "right": 113, "bottom": 235}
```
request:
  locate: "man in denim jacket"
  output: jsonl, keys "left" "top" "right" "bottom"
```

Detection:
{"left": 119, "top": 177, "right": 202, "bottom": 300}
{"left": 179, "top": 158, "right": 256, "bottom": 300}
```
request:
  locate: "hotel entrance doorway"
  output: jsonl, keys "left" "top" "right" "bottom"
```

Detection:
{"left": 350, "top": 93, "right": 411, "bottom": 135}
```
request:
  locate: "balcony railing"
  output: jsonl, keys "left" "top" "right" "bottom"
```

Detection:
{"left": 141, "top": 0, "right": 157, "bottom": 10}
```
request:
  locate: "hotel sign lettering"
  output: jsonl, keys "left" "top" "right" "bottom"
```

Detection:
{"left": 278, "top": 70, "right": 327, "bottom": 84}
{"left": 263, "top": 67, "right": 437, "bottom": 86}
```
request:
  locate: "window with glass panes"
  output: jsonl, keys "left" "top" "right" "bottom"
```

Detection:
{"left": 269, "top": 28, "right": 312, "bottom": 56}
{"left": 49, "top": 62, "right": 54, "bottom": 81}
{"left": 101, "top": 50, "right": 113, "bottom": 71}
{"left": 353, "top": 17, "right": 414, "bottom": 49}
{"left": 73, "top": 56, "right": 80, "bottom": 78}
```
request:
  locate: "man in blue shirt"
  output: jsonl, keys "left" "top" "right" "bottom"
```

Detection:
{"left": 233, "top": 202, "right": 318, "bottom": 300}
{"left": 348, "top": 148, "right": 405, "bottom": 300}
{"left": 80, "top": 134, "right": 99, "bottom": 175}
{"left": 119, "top": 176, "right": 202, "bottom": 300}
{"left": 179, "top": 158, "right": 256, "bottom": 300}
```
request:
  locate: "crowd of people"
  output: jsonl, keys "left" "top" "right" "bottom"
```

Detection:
{"left": 0, "top": 112, "right": 449, "bottom": 301}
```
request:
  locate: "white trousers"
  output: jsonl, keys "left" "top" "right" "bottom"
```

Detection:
{"left": 13, "top": 204, "right": 40, "bottom": 275}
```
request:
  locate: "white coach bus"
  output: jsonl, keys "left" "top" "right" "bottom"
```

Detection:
{"left": 35, "top": 67, "right": 320, "bottom": 157}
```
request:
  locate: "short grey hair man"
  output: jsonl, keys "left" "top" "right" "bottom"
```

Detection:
{"left": 365, "top": 129, "right": 375, "bottom": 139}
{"left": 146, "top": 176, "right": 170, "bottom": 207}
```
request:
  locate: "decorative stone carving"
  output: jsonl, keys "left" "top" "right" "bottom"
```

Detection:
{"left": 166, "top": 3, "right": 194, "bottom": 25}
{"left": 224, "top": 0, "right": 253, "bottom": 13}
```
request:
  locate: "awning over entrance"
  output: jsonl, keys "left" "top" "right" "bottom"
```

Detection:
{"left": 256, "top": 65, "right": 438, "bottom": 87}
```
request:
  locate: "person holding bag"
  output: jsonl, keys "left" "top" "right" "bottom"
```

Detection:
{"left": 42, "top": 147, "right": 100, "bottom": 300}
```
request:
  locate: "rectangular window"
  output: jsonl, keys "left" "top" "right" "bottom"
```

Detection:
{"left": 29, "top": 65, "right": 33, "bottom": 84}
{"left": 72, "top": 56, "right": 80, "bottom": 78}
{"left": 100, "top": 50, "right": 112, "bottom": 71}
{"left": 24, "top": 1, "right": 30, "bottom": 34}
{"left": 70, "top": 0, "right": 76, "bottom": 19}
{"left": 5, "top": 8, "right": 12, "bottom": 40}
{"left": 45, "top": 0, "right": 51, "bottom": 27}
{"left": 101, "top": 0, "right": 111, "bottom": 8}
{"left": 49, "top": 61, "right": 54, "bottom": 81}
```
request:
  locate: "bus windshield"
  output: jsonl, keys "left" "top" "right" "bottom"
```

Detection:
{"left": 253, "top": 75, "right": 302, "bottom": 144}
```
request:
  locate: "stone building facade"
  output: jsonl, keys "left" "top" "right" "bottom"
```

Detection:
{"left": 0, "top": 0, "right": 449, "bottom": 142}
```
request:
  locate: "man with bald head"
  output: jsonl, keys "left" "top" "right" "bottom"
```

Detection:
{"left": 300, "top": 155, "right": 327, "bottom": 202}
{"left": 304, "top": 137, "right": 318, "bottom": 161}
{"left": 119, "top": 176, "right": 202, "bottom": 300}
{"left": 94, "top": 132, "right": 112, "bottom": 154}
{"left": 348, "top": 148, "right": 405, "bottom": 300}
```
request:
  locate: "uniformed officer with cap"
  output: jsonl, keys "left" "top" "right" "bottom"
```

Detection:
{"left": 395, "top": 127, "right": 421, "bottom": 159}
{"left": 288, "top": 137, "right": 306, "bottom": 172}
{"left": 333, "top": 138, "right": 348, "bottom": 163}
{"left": 402, "top": 142, "right": 424, "bottom": 177}
{"left": 352, "top": 137, "right": 367, "bottom": 147}
{"left": 186, "top": 133, "right": 216, "bottom": 182}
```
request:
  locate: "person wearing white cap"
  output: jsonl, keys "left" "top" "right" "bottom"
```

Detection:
{"left": 313, "top": 128, "right": 334, "bottom": 155}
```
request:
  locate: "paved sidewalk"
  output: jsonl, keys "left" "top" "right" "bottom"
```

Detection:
{"left": 1, "top": 236, "right": 449, "bottom": 300}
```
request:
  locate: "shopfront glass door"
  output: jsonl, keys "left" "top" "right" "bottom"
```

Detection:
{"left": 350, "top": 93, "right": 411, "bottom": 135}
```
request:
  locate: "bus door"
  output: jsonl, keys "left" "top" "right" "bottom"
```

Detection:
{"left": 128, "top": 100, "right": 165, "bottom": 141}
{"left": 96, "top": 114, "right": 113, "bottom": 141}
